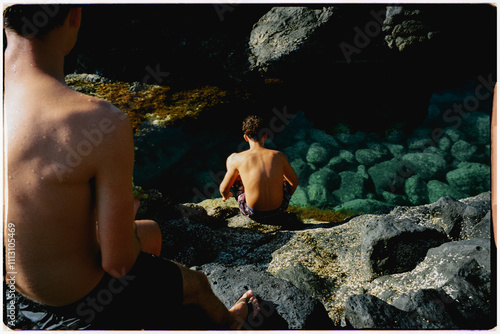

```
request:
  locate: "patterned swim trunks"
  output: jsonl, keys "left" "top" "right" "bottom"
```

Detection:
{"left": 233, "top": 179, "right": 292, "bottom": 220}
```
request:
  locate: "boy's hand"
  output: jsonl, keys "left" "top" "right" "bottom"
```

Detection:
{"left": 222, "top": 191, "right": 233, "bottom": 202}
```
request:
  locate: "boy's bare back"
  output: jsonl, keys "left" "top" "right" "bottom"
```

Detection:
{"left": 229, "top": 147, "right": 289, "bottom": 211}
{"left": 220, "top": 128, "right": 298, "bottom": 212}
{"left": 5, "top": 73, "right": 138, "bottom": 306}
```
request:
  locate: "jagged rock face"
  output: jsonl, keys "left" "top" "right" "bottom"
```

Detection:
{"left": 248, "top": 6, "right": 338, "bottom": 73}
{"left": 382, "top": 6, "right": 440, "bottom": 52}
{"left": 136, "top": 190, "right": 492, "bottom": 329}
{"left": 67, "top": 4, "right": 495, "bottom": 136}
{"left": 353, "top": 239, "right": 493, "bottom": 329}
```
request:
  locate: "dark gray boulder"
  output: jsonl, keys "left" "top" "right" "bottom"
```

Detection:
{"left": 440, "top": 258, "right": 493, "bottom": 329}
{"left": 248, "top": 6, "right": 337, "bottom": 73}
{"left": 382, "top": 6, "right": 440, "bottom": 52}
{"left": 283, "top": 140, "right": 310, "bottom": 160}
{"left": 346, "top": 289, "right": 471, "bottom": 329}
{"left": 468, "top": 211, "right": 491, "bottom": 239}
{"left": 429, "top": 196, "right": 468, "bottom": 239}
{"left": 200, "top": 263, "right": 335, "bottom": 330}
{"left": 361, "top": 216, "right": 449, "bottom": 279}
{"left": 429, "top": 195, "right": 491, "bottom": 240}
{"left": 345, "top": 294, "right": 421, "bottom": 329}
{"left": 392, "top": 289, "right": 465, "bottom": 329}
{"left": 350, "top": 238, "right": 492, "bottom": 329}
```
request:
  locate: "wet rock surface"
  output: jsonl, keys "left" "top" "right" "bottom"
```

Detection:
{"left": 136, "top": 191, "right": 493, "bottom": 329}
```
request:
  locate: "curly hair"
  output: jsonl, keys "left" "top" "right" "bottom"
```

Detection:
{"left": 242, "top": 115, "right": 265, "bottom": 140}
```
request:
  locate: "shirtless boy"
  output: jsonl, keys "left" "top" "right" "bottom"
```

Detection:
{"left": 4, "top": 5, "right": 258, "bottom": 329}
{"left": 220, "top": 115, "right": 299, "bottom": 220}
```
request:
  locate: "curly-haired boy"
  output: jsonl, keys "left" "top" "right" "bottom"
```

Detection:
{"left": 220, "top": 115, "right": 299, "bottom": 220}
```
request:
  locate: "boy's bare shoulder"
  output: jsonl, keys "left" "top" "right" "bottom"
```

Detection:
{"left": 62, "top": 88, "right": 131, "bottom": 132}
{"left": 269, "top": 149, "right": 288, "bottom": 160}
{"left": 227, "top": 151, "right": 244, "bottom": 165}
{"left": 68, "top": 89, "right": 123, "bottom": 117}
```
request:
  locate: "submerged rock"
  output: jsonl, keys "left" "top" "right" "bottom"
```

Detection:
{"left": 446, "top": 162, "right": 490, "bottom": 195}
{"left": 306, "top": 142, "right": 331, "bottom": 165}
{"left": 401, "top": 152, "right": 447, "bottom": 180}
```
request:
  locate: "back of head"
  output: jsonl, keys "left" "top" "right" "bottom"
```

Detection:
{"left": 4, "top": 4, "right": 75, "bottom": 38}
{"left": 242, "top": 115, "right": 265, "bottom": 141}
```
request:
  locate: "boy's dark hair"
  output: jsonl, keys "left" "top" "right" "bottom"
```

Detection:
{"left": 4, "top": 4, "right": 75, "bottom": 38}
{"left": 242, "top": 115, "right": 265, "bottom": 140}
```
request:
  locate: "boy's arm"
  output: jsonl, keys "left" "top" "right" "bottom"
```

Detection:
{"left": 94, "top": 104, "right": 141, "bottom": 278}
{"left": 281, "top": 153, "right": 299, "bottom": 194}
{"left": 219, "top": 153, "right": 239, "bottom": 201}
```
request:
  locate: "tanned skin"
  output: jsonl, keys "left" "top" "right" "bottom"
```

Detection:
{"left": 220, "top": 133, "right": 298, "bottom": 210}
{"left": 4, "top": 7, "right": 257, "bottom": 329}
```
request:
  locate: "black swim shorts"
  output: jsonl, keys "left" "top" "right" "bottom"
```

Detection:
{"left": 4, "top": 252, "right": 184, "bottom": 330}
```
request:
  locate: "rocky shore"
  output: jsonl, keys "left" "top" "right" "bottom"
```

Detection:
{"left": 62, "top": 6, "right": 495, "bottom": 328}
{"left": 137, "top": 190, "right": 494, "bottom": 330}
{"left": 66, "top": 74, "right": 492, "bottom": 211}
{"left": 65, "top": 4, "right": 494, "bottom": 210}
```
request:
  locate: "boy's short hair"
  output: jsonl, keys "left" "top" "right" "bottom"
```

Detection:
{"left": 4, "top": 4, "right": 75, "bottom": 38}
{"left": 242, "top": 115, "right": 265, "bottom": 140}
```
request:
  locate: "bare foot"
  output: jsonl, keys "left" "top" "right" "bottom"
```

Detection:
{"left": 228, "top": 290, "right": 260, "bottom": 329}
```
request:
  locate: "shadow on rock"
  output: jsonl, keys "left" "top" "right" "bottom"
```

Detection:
{"left": 176, "top": 299, "right": 288, "bottom": 330}
{"left": 251, "top": 212, "right": 304, "bottom": 230}
{"left": 200, "top": 263, "right": 336, "bottom": 330}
